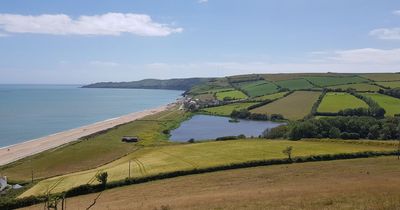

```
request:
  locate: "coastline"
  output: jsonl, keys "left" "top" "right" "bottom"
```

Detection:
{"left": 0, "top": 102, "right": 176, "bottom": 166}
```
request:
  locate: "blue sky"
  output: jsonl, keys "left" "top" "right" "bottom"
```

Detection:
{"left": 0, "top": 0, "right": 400, "bottom": 84}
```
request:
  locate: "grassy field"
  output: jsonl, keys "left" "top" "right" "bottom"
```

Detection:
{"left": 227, "top": 74, "right": 262, "bottom": 83}
{"left": 362, "top": 93, "right": 400, "bottom": 116}
{"left": 305, "top": 76, "right": 368, "bottom": 87}
{"left": 23, "top": 156, "right": 400, "bottom": 210}
{"left": 317, "top": 92, "right": 369, "bottom": 113}
{"left": 327, "top": 83, "right": 381, "bottom": 92}
{"left": 201, "top": 102, "right": 258, "bottom": 116}
{"left": 376, "top": 81, "right": 400, "bottom": 89}
{"left": 19, "top": 139, "right": 394, "bottom": 197}
{"left": 251, "top": 91, "right": 321, "bottom": 120}
{"left": 215, "top": 90, "right": 247, "bottom": 100}
{"left": 252, "top": 91, "right": 288, "bottom": 101}
{"left": 0, "top": 108, "right": 188, "bottom": 182}
{"left": 188, "top": 78, "right": 232, "bottom": 95}
{"left": 360, "top": 73, "right": 400, "bottom": 81}
{"left": 275, "top": 78, "right": 314, "bottom": 90}
{"left": 237, "top": 81, "right": 279, "bottom": 97}
{"left": 193, "top": 93, "right": 215, "bottom": 101}
{"left": 261, "top": 73, "right": 353, "bottom": 82}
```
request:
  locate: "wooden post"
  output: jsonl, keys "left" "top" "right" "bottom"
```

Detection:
{"left": 128, "top": 161, "right": 131, "bottom": 178}
{"left": 31, "top": 168, "right": 34, "bottom": 183}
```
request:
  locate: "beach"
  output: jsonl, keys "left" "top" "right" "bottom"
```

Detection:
{"left": 0, "top": 104, "right": 174, "bottom": 166}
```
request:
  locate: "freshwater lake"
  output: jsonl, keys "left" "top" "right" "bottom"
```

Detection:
{"left": 0, "top": 84, "right": 182, "bottom": 147}
{"left": 170, "top": 115, "right": 284, "bottom": 142}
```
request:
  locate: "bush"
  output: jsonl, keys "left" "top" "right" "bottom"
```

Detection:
{"left": 263, "top": 125, "right": 288, "bottom": 139}
{"left": 215, "top": 136, "right": 238, "bottom": 141}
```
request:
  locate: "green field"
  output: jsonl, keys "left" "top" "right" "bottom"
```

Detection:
{"left": 304, "top": 76, "right": 368, "bottom": 87}
{"left": 362, "top": 93, "right": 400, "bottom": 116}
{"left": 251, "top": 91, "right": 321, "bottom": 120}
{"left": 201, "top": 102, "right": 258, "bottom": 116}
{"left": 0, "top": 108, "right": 188, "bottom": 182}
{"left": 193, "top": 93, "right": 215, "bottom": 101}
{"left": 360, "top": 73, "right": 400, "bottom": 81}
{"left": 227, "top": 74, "right": 262, "bottom": 83}
{"left": 317, "top": 92, "right": 369, "bottom": 113}
{"left": 252, "top": 91, "right": 288, "bottom": 101}
{"left": 215, "top": 90, "right": 247, "bottom": 100}
{"left": 327, "top": 83, "right": 381, "bottom": 92}
{"left": 237, "top": 81, "right": 279, "bottom": 97}
{"left": 188, "top": 78, "right": 233, "bottom": 95}
{"left": 376, "top": 81, "right": 400, "bottom": 89}
{"left": 19, "top": 140, "right": 393, "bottom": 197}
{"left": 275, "top": 78, "right": 314, "bottom": 90}
{"left": 261, "top": 73, "right": 352, "bottom": 82}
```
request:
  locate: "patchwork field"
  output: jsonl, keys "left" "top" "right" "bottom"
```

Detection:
{"left": 305, "top": 76, "right": 368, "bottom": 87}
{"left": 376, "top": 81, "right": 400, "bottom": 89}
{"left": 201, "top": 102, "right": 258, "bottom": 116}
{"left": 362, "top": 93, "right": 400, "bottom": 116}
{"left": 327, "top": 83, "right": 381, "bottom": 92}
{"left": 22, "top": 157, "right": 400, "bottom": 210}
{"left": 251, "top": 91, "right": 321, "bottom": 120}
{"left": 19, "top": 140, "right": 394, "bottom": 197}
{"left": 215, "top": 90, "right": 247, "bottom": 100}
{"left": 193, "top": 93, "right": 215, "bottom": 101}
{"left": 261, "top": 73, "right": 353, "bottom": 82}
{"left": 360, "top": 73, "right": 400, "bottom": 81}
{"left": 252, "top": 91, "right": 288, "bottom": 101}
{"left": 0, "top": 108, "right": 188, "bottom": 182}
{"left": 317, "top": 92, "right": 369, "bottom": 113}
{"left": 188, "top": 78, "right": 232, "bottom": 95}
{"left": 275, "top": 78, "right": 314, "bottom": 90}
{"left": 237, "top": 81, "right": 279, "bottom": 97}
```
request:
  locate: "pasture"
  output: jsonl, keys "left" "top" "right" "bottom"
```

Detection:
{"left": 193, "top": 93, "right": 215, "bottom": 101}
{"left": 304, "top": 76, "right": 368, "bottom": 87}
{"left": 376, "top": 81, "right": 400, "bottom": 89}
{"left": 261, "top": 73, "right": 352, "bottom": 82}
{"left": 359, "top": 73, "right": 400, "bottom": 81}
{"left": 275, "top": 78, "right": 314, "bottom": 90}
{"left": 327, "top": 83, "right": 381, "bottom": 92}
{"left": 362, "top": 93, "right": 400, "bottom": 116}
{"left": 237, "top": 81, "right": 279, "bottom": 97}
{"left": 19, "top": 139, "right": 394, "bottom": 197}
{"left": 252, "top": 91, "right": 288, "bottom": 101}
{"left": 215, "top": 90, "right": 247, "bottom": 100}
{"left": 23, "top": 156, "right": 400, "bottom": 210}
{"left": 251, "top": 91, "right": 321, "bottom": 120}
{"left": 317, "top": 92, "right": 369, "bottom": 113}
{"left": 201, "top": 102, "right": 258, "bottom": 116}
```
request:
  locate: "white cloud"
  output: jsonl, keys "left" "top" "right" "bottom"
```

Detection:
{"left": 198, "top": 0, "right": 208, "bottom": 3}
{"left": 90, "top": 60, "right": 120, "bottom": 67}
{"left": 369, "top": 28, "right": 400, "bottom": 40}
{"left": 393, "top": 10, "right": 400, "bottom": 15}
{"left": 0, "top": 13, "right": 183, "bottom": 37}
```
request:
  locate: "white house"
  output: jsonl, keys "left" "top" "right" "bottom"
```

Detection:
{"left": 0, "top": 176, "right": 8, "bottom": 192}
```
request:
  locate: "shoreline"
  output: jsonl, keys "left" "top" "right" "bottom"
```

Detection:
{"left": 0, "top": 103, "right": 176, "bottom": 166}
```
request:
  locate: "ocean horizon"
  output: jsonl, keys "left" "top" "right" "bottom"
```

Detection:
{"left": 0, "top": 84, "right": 182, "bottom": 147}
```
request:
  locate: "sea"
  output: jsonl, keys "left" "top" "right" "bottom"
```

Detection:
{"left": 0, "top": 84, "right": 182, "bottom": 147}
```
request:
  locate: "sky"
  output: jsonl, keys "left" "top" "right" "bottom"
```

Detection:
{"left": 0, "top": 0, "right": 400, "bottom": 84}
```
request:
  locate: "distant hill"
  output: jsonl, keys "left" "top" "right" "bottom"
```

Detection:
{"left": 82, "top": 78, "right": 213, "bottom": 91}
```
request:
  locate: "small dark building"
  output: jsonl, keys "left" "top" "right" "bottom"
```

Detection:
{"left": 121, "top": 136, "right": 139, "bottom": 143}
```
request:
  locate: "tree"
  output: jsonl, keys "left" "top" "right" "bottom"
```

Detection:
{"left": 282, "top": 146, "right": 293, "bottom": 161}
{"left": 96, "top": 172, "right": 108, "bottom": 188}
{"left": 328, "top": 127, "right": 340, "bottom": 139}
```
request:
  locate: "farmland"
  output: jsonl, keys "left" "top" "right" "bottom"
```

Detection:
{"left": 252, "top": 91, "right": 288, "bottom": 101}
{"left": 362, "top": 93, "right": 400, "bottom": 116}
{"left": 275, "top": 78, "right": 314, "bottom": 90}
{"left": 193, "top": 93, "right": 215, "bottom": 101}
{"left": 360, "top": 73, "right": 400, "bottom": 81}
{"left": 327, "top": 83, "right": 381, "bottom": 92}
{"left": 376, "top": 81, "right": 400, "bottom": 89}
{"left": 317, "top": 92, "right": 369, "bottom": 113}
{"left": 22, "top": 156, "right": 400, "bottom": 210}
{"left": 19, "top": 139, "right": 393, "bottom": 197}
{"left": 215, "top": 90, "right": 247, "bottom": 100}
{"left": 236, "top": 81, "right": 279, "bottom": 97}
{"left": 305, "top": 76, "right": 368, "bottom": 87}
{"left": 201, "top": 102, "right": 258, "bottom": 116}
{"left": 251, "top": 91, "right": 321, "bottom": 120}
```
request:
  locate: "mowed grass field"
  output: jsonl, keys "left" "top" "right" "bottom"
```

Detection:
{"left": 201, "top": 102, "right": 258, "bottom": 116}
{"left": 237, "top": 81, "right": 279, "bottom": 97}
{"left": 362, "top": 93, "right": 400, "bottom": 116}
{"left": 305, "top": 76, "right": 368, "bottom": 87}
{"left": 19, "top": 140, "right": 393, "bottom": 197}
{"left": 23, "top": 156, "right": 400, "bottom": 210}
{"left": 252, "top": 91, "right": 288, "bottom": 101}
{"left": 0, "top": 108, "right": 188, "bottom": 182}
{"left": 376, "top": 81, "right": 400, "bottom": 89}
{"left": 317, "top": 92, "right": 369, "bottom": 113}
{"left": 251, "top": 91, "right": 321, "bottom": 120}
{"left": 215, "top": 90, "right": 247, "bottom": 100}
{"left": 275, "top": 78, "right": 314, "bottom": 90}
{"left": 360, "top": 73, "right": 400, "bottom": 81}
{"left": 327, "top": 83, "right": 381, "bottom": 92}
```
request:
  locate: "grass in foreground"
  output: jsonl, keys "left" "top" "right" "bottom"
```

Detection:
{"left": 317, "top": 92, "right": 369, "bottom": 113}
{"left": 23, "top": 156, "right": 400, "bottom": 210}
{"left": 201, "top": 102, "right": 258, "bottom": 116}
{"left": 215, "top": 90, "right": 247, "bottom": 100}
{"left": 362, "top": 93, "right": 400, "bottom": 116}
{"left": 251, "top": 91, "right": 321, "bottom": 120}
{"left": 327, "top": 83, "right": 381, "bottom": 92}
{"left": 0, "top": 108, "right": 188, "bottom": 182}
{"left": 19, "top": 139, "right": 393, "bottom": 197}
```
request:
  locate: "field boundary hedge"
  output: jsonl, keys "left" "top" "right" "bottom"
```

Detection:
{"left": 2, "top": 150, "right": 398, "bottom": 209}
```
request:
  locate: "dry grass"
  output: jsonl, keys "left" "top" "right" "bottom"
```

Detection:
{"left": 21, "top": 156, "right": 400, "bottom": 210}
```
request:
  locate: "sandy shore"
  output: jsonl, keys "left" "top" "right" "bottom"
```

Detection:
{"left": 0, "top": 104, "right": 174, "bottom": 166}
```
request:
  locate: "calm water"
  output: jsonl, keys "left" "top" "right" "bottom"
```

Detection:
{"left": 0, "top": 84, "right": 182, "bottom": 147}
{"left": 170, "top": 115, "right": 284, "bottom": 142}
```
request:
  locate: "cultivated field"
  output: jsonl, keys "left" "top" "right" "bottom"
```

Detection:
{"left": 23, "top": 156, "right": 400, "bottom": 210}
{"left": 317, "top": 92, "right": 369, "bottom": 113}
{"left": 360, "top": 73, "right": 400, "bottom": 81}
{"left": 251, "top": 91, "right": 321, "bottom": 120}
{"left": 237, "top": 81, "right": 279, "bottom": 97}
{"left": 327, "top": 83, "right": 381, "bottom": 92}
{"left": 362, "top": 93, "right": 400, "bottom": 116}
{"left": 275, "top": 78, "right": 314, "bottom": 90}
{"left": 215, "top": 90, "right": 247, "bottom": 100}
{"left": 193, "top": 93, "right": 215, "bottom": 101}
{"left": 252, "top": 91, "right": 288, "bottom": 101}
{"left": 376, "top": 81, "right": 400, "bottom": 89}
{"left": 305, "top": 76, "right": 368, "bottom": 87}
{"left": 19, "top": 140, "right": 393, "bottom": 197}
{"left": 201, "top": 102, "right": 258, "bottom": 116}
